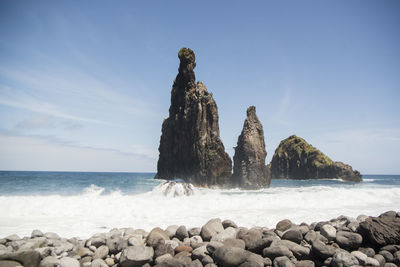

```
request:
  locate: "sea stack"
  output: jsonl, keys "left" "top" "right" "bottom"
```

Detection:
{"left": 155, "top": 48, "right": 232, "bottom": 187}
{"left": 232, "top": 106, "right": 270, "bottom": 189}
{"left": 269, "top": 135, "right": 362, "bottom": 182}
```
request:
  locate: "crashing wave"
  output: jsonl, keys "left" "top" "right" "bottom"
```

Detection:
{"left": 153, "top": 181, "right": 195, "bottom": 197}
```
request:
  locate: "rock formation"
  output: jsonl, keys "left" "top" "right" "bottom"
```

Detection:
{"left": 155, "top": 48, "right": 232, "bottom": 187}
{"left": 269, "top": 135, "right": 362, "bottom": 182}
{"left": 232, "top": 106, "right": 270, "bottom": 189}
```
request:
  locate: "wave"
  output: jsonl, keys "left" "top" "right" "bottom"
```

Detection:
{"left": 0, "top": 184, "right": 399, "bottom": 239}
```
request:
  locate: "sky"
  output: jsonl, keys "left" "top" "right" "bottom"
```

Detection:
{"left": 0, "top": 1, "right": 399, "bottom": 174}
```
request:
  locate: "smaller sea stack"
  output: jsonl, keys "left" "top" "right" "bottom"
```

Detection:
{"left": 270, "top": 135, "right": 362, "bottom": 182}
{"left": 233, "top": 106, "right": 270, "bottom": 189}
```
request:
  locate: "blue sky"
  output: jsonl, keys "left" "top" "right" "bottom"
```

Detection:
{"left": 0, "top": 1, "right": 399, "bottom": 174}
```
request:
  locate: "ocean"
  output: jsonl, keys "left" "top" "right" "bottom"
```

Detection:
{"left": 0, "top": 171, "right": 399, "bottom": 239}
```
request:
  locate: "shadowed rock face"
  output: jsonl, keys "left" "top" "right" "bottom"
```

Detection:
{"left": 233, "top": 106, "right": 270, "bottom": 189}
{"left": 155, "top": 48, "right": 232, "bottom": 187}
{"left": 269, "top": 135, "right": 362, "bottom": 182}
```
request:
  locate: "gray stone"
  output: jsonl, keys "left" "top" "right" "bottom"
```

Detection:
{"left": 155, "top": 253, "right": 173, "bottom": 265}
{"left": 192, "top": 245, "right": 208, "bottom": 261}
{"left": 276, "top": 220, "right": 293, "bottom": 232}
{"left": 0, "top": 260, "right": 23, "bottom": 267}
{"left": 366, "top": 257, "right": 380, "bottom": 266}
{"left": 358, "top": 247, "right": 375, "bottom": 257}
{"left": 189, "top": 235, "right": 203, "bottom": 247}
{"left": 0, "top": 250, "right": 41, "bottom": 267}
{"left": 237, "top": 228, "right": 263, "bottom": 251}
{"left": 351, "top": 251, "right": 368, "bottom": 265}
{"left": 104, "top": 258, "right": 114, "bottom": 267}
{"left": 120, "top": 246, "right": 154, "bottom": 267}
{"left": 93, "top": 245, "right": 109, "bottom": 260}
{"left": 202, "top": 255, "right": 214, "bottom": 265}
{"left": 201, "top": 219, "right": 224, "bottom": 241}
{"left": 295, "top": 260, "right": 314, "bottom": 267}
{"left": 44, "top": 233, "right": 60, "bottom": 240}
{"left": 90, "top": 238, "right": 106, "bottom": 248}
{"left": 320, "top": 224, "right": 336, "bottom": 241}
{"left": 357, "top": 215, "right": 368, "bottom": 223}
{"left": 106, "top": 236, "right": 127, "bottom": 254}
{"left": 336, "top": 231, "right": 362, "bottom": 250}
{"left": 188, "top": 227, "right": 201, "bottom": 237}
{"left": 373, "top": 254, "right": 386, "bottom": 266}
{"left": 394, "top": 251, "right": 400, "bottom": 265}
{"left": 212, "top": 246, "right": 251, "bottom": 267}
{"left": 263, "top": 245, "right": 293, "bottom": 261}
{"left": 311, "top": 239, "right": 336, "bottom": 260}
{"left": 164, "top": 240, "right": 179, "bottom": 250}
{"left": 127, "top": 236, "right": 143, "bottom": 247}
{"left": 222, "top": 220, "right": 238, "bottom": 229}
{"left": 35, "top": 247, "right": 52, "bottom": 259}
{"left": 59, "top": 257, "right": 80, "bottom": 267}
{"left": 347, "top": 221, "right": 359, "bottom": 232}
{"left": 379, "top": 250, "right": 393, "bottom": 262}
{"left": 175, "top": 226, "right": 188, "bottom": 241}
{"left": 31, "top": 230, "right": 44, "bottom": 238}
{"left": 331, "top": 251, "right": 359, "bottom": 267}
{"left": 211, "top": 227, "right": 237, "bottom": 243}
{"left": 223, "top": 238, "right": 245, "bottom": 249}
{"left": 39, "top": 256, "right": 59, "bottom": 267}
{"left": 273, "top": 240, "right": 311, "bottom": 259}
{"left": 381, "top": 245, "right": 397, "bottom": 254}
{"left": 282, "top": 229, "right": 303, "bottom": 244}
{"left": 5, "top": 235, "right": 20, "bottom": 242}
{"left": 174, "top": 251, "right": 192, "bottom": 265}
{"left": 146, "top": 227, "right": 170, "bottom": 247}
{"left": 384, "top": 263, "right": 397, "bottom": 267}
{"left": 273, "top": 256, "right": 295, "bottom": 267}
{"left": 304, "top": 230, "right": 327, "bottom": 244}
{"left": 90, "top": 258, "right": 108, "bottom": 267}
{"left": 154, "top": 243, "right": 174, "bottom": 258}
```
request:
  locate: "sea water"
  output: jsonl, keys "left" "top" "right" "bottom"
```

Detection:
{"left": 0, "top": 171, "right": 399, "bottom": 238}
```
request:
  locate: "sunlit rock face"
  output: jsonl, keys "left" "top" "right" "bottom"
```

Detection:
{"left": 270, "top": 135, "right": 362, "bottom": 182}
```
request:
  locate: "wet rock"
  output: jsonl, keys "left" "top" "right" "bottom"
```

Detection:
{"left": 120, "top": 246, "right": 154, "bottom": 267}
{"left": 270, "top": 135, "right": 362, "bottom": 182}
{"left": 336, "top": 231, "right": 362, "bottom": 250}
{"left": 155, "top": 47, "right": 232, "bottom": 187}
{"left": 201, "top": 218, "right": 224, "bottom": 241}
{"left": 232, "top": 106, "right": 270, "bottom": 189}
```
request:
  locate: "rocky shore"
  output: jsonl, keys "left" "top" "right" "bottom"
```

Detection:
{"left": 1, "top": 211, "right": 399, "bottom": 267}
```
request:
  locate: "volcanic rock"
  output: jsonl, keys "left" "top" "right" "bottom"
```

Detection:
{"left": 232, "top": 106, "right": 270, "bottom": 189}
{"left": 359, "top": 212, "right": 400, "bottom": 247}
{"left": 270, "top": 135, "right": 362, "bottom": 182}
{"left": 155, "top": 48, "right": 232, "bottom": 187}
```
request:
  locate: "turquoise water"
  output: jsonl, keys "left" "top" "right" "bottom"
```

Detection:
{"left": 0, "top": 171, "right": 398, "bottom": 196}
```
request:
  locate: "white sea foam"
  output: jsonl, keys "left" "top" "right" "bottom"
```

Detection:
{"left": 0, "top": 184, "right": 399, "bottom": 239}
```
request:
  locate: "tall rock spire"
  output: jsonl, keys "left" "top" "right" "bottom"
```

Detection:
{"left": 155, "top": 48, "right": 232, "bottom": 187}
{"left": 233, "top": 106, "right": 270, "bottom": 189}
